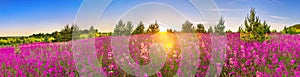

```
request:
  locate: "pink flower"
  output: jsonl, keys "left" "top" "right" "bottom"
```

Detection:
{"left": 295, "top": 71, "right": 300, "bottom": 76}
{"left": 156, "top": 71, "right": 163, "bottom": 77}
{"left": 229, "top": 71, "right": 235, "bottom": 76}
{"left": 291, "top": 59, "right": 296, "bottom": 64}
{"left": 256, "top": 71, "right": 262, "bottom": 77}
{"left": 276, "top": 68, "right": 281, "bottom": 73}
{"left": 108, "top": 71, "right": 114, "bottom": 74}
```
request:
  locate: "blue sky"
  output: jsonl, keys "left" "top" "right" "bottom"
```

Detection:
{"left": 0, "top": 0, "right": 299, "bottom": 36}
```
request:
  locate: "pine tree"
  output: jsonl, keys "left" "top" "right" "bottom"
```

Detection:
{"left": 208, "top": 26, "right": 213, "bottom": 33}
{"left": 132, "top": 21, "right": 145, "bottom": 35}
{"left": 181, "top": 20, "right": 195, "bottom": 33}
{"left": 113, "top": 20, "right": 125, "bottom": 36}
{"left": 125, "top": 21, "right": 133, "bottom": 35}
{"left": 214, "top": 16, "right": 226, "bottom": 35}
{"left": 226, "top": 29, "right": 232, "bottom": 33}
{"left": 281, "top": 26, "right": 288, "bottom": 33}
{"left": 241, "top": 8, "right": 271, "bottom": 42}
{"left": 88, "top": 26, "right": 98, "bottom": 38}
{"left": 167, "top": 29, "right": 175, "bottom": 33}
{"left": 238, "top": 26, "right": 244, "bottom": 33}
{"left": 113, "top": 20, "right": 133, "bottom": 36}
{"left": 196, "top": 24, "right": 206, "bottom": 33}
{"left": 146, "top": 21, "right": 160, "bottom": 33}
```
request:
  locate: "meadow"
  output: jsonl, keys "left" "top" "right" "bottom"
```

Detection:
{"left": 0, "top": 33, "right": 299, "bottom": 77}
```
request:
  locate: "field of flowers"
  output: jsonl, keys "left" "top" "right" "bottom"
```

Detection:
{"left": 0, "top": 33, "right": 299, "bottom": 77}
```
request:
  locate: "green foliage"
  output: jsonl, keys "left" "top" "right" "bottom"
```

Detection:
{"left": 240, "top": 8, "right": 271, "bottom": 42}
{"left": 0, "top": 24, "right": 115, "bottom": 47}
{"left": 59, "top": 24, "right": 80, "bottom": 41}
{"left": 146, "top": 21, "right": 160, "bottom": 34}
{"left": 238, "top": 26, "right": 244, "bottom": 33}
{"left": 113, "top": 20, "right": 125, "bottom": 36}
{"left": 290, "top": 24, "right": 300, "bottom": 29}
{"left": 271, "top": 29, "right": 277, "bottom": 33}
{"left": 167, "top": 29, "right": 176, "bottom": 33}
{"left": 214, "top": 16, "right": 226, "bottom": 35}
{"left": 88, "top": 26, "right": 98, "bottom": 38}
{"left": 125, "top": 21, "right": 134, "bottom": 35}
{"left": 226, "top": 29, "right": 232, "bottom": 33}
{"left": 195, "top": 24, "right": 206, "bottom": 33}
{"left": 208, "top": 26, "right": 213, "bottom": 33}
{"left": 281, "top": 25, "right": 300, "bottom": 34}
{"left": 132, "top": 21, "right": 145, "bottom": 35}
{"left": 181, "top": 20, "right": 195, "bottom": 33}
{"left": 113, "top": 20, "right": 133, "bottom": 36}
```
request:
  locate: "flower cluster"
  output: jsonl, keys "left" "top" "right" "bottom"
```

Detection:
{"left": 0, "top": 33, "right": 299, "bottom": 77}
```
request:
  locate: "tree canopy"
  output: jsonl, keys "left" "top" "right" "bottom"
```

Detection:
{"left": 181, "top": 20, "right": 195, "bottom": 33}
{"left": 240, "top": 8, "right": 271, "bottom": 42}
{"left": 146, "top": 21, "right": 160, "bottom": 34}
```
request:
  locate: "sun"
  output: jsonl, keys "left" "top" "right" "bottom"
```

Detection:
{"left": 160, "top": 26, "right": 168, "bottom": 32}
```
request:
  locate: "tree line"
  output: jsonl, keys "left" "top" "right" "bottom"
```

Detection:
{"left": 1, "top": 8, "right": 299, "bottom": 47}
{"left": 0, "top": 24, "right": 112, "bottom": 46}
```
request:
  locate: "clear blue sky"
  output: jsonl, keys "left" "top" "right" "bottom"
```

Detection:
{"left": 1, "top": 0, "right": 299, "bottom": 36}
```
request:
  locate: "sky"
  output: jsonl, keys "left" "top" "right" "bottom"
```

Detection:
{"left": 0, "top": 0, "right": 299, "bottom": 36}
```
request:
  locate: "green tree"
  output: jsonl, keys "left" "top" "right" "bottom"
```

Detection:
{"left": 281, "top": 26, "right": 288, "bottom": 34}
{"left": 113, "top": 20, "right": 133, "bottom": 36}
{"left": 60, "top": 24, "right": 71, "bottom": 41}
{"left": 214, "top": 16, "right": 226, "bottom": 35}
{"left": 271, "top": 29, "right": 277, "bottom": 33}
{"left": 208, "top": 26, "right": 213, "bottom": 33}
{"left": 240, "top": 8, "right": 270, "bottom": 42}
{"left": 167, "top": 29, "right": 176, "bottom": 33}
{"left": 146, "top": 21, "right": 160, "bottom": 33}
{"left": 181, "top": 20, "right": 195, "bottom": 33}
{"left": 58, "top": 24, "right": 80, "bottom": 41}
{"left": 125, "top": 21, "right": 133, "bottom": 35}
{"left": 226, "top": 29, "right": 232, "bottom": 33}
{"left": 132, "top": 21, "right": 145, "bottom": 35}
{"left": 51, "top": 31, "right": 62, "bottom": 42}
{"left": 88, "top": 26, "right": 98, "bottom": 38}
{"left": 195, "top": 24, "right": 206, "bottom": 33}
{"left": 238, "top": 26, "right": 244, "bottom": 33}
{"left": 113, "top": 20, "right": 126, "bottom": 36}
{"left": 281, "top": 24, "right": 300, "bottom": 34}
{"left": 287, "top": 27, "right": 298, "bottom": 34}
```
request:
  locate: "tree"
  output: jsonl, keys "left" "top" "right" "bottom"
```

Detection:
{"left": 271, "top": 30, "right": 277, "bottom": 33}
{"left": 113, "top": 20, "right": 126, "bottom": 36}
{"left": 88, "top": 26, "right": 98, "bottom": 38}
{"left": 146, "top": 21, "right": 160, "bottom": 33}
{"left": 132, "top": 21, "right": 145, "bottom": 35}
{"left": 51, "top": 31, "right": 62, "bottom": 42}
{"left": 71, "top": 24, "right": 80, "bottom": 40}
{"left": 238, "top": 26, "right": 244, "bottom": 33}
{"left": 226, "top": 29, "right": 232, "bottom": 33}
{"left": 167, "top": 29, "right": 176, "bottom": 33}
{"left": 214, "top": 16, "right": 226, "bottom": 35}
{"left": 195, "top": 24, "right": 206, "bottom": 33}
{"left": 113, "top": 20, "right": 133, "bottom": 36}
{"left": 60, "top": 24, "right": 71, "bottom": 41}
{"left": 181, "top": 20, "right": 194, "bottom": 33}
{"left": 59, "top": 24, "right": 79, "bottom": 41}
{"left": 281, "top": 26, "right": 288, "bottom": 33}
{"left": 281, "top": 24, "right": 300, "bottom": 34}
{"left": 240, "top": 8, "right": 271, "bottom": 42}
{"left": 124, "top": 21, "right": 133, "bottom": 35}
{"left": 208, "top": 26, "right": 213, "bottom": 33}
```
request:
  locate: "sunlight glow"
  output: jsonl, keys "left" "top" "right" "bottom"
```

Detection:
{"left": 152, "top": 32, "right": 177, "bottom": 52}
